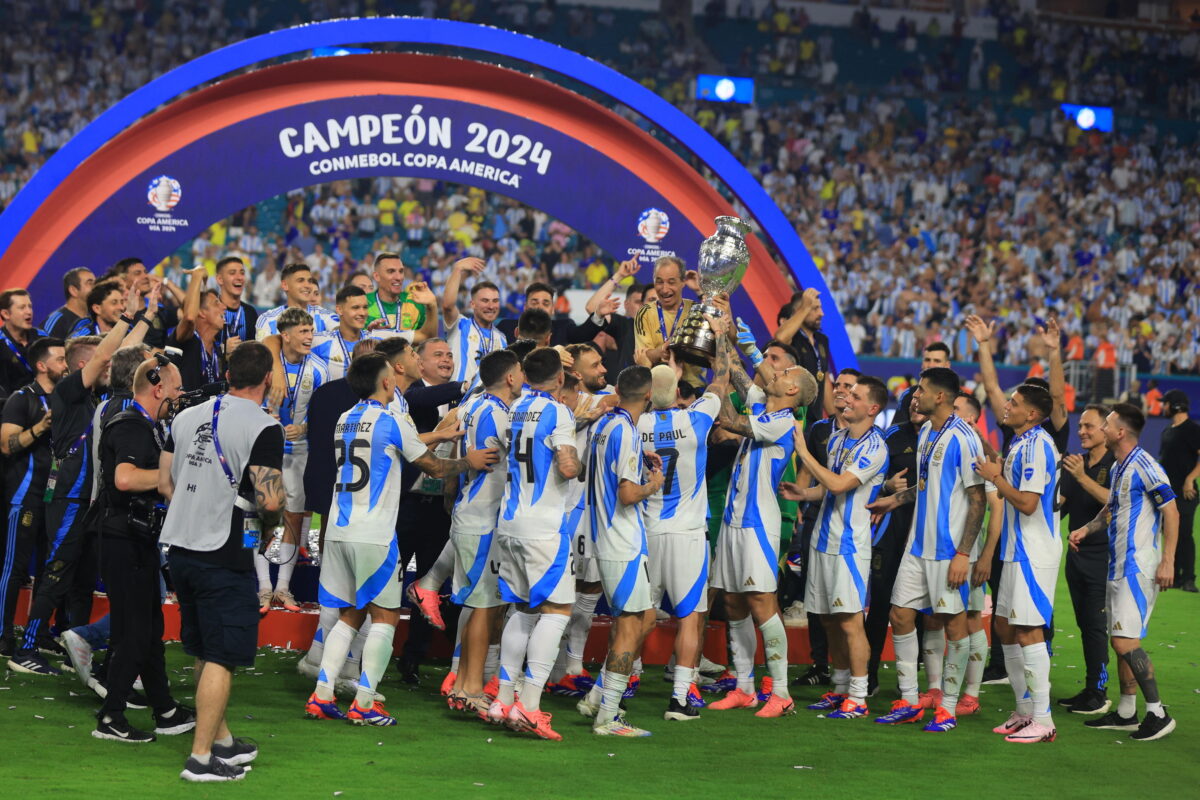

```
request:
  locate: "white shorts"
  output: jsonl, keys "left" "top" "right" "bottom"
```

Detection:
{"left": 598, "top": 553, "right": 653, "bottom": 614}
{"left": 565, "top": 503, "right": 600, "bottom": 583}
{"left": 711, "top": 522, "right": 779, "bottom": 593}
{"left": 496, "top": 533, "right": 575, "bottom": 609}
{"left": 968, "top": 581, "right": 986, "bottom": 613}
{"left": 450, "top": 528, "right": 503, "bottom": 609}
{"left": 1107, "top": 573, "right": 1158, "bottom": 640}
{"left": 995, "top": 560, "right": 1058, "bottom": 627}
{"left": 283, "top": 452, "right": 307, "bottom": 514}
{"left": 647, "top": 530, "right": 709, "bottom": 618}
{"left": 318, "top": 539, "right": 402, "bottom": 610}
{"left": 891, "top": 552, "right": 969, "bottom": 616}
{"left": 804, "top": 548, "right": 870, "bottom": 615}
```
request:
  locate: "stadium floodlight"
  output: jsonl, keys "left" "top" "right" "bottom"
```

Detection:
{"left": 313, "top": 46, "right": 372, "bottom": 56}
{"left": 1060, "top": 103, "right": 1113, "bottom": 133}
{"left": 696, "top": 74, "right": 754, "bottom": 104}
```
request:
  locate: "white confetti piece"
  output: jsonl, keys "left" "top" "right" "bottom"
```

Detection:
{"left": 43, "top": 697, "right": 55, "bottom": 700}
{"left": 7, "top": 706, "right": 15, "bottom": 710}
{"left": 474, "top": 783, "right": 485, "bottom": 787}
{"left": 793, "top": 765, "right": 813, "bottom": 770}
{"left": 607, "top": 753, "right": 615, "bottom": 757}
{"left": 334, "top": 793, "right": 343, "bottom": 797}
{"left": 68, "top": 725, "right": 75, "bottom": 729}
{"left": 486, "top": 738, "right": 492, "bottom": 743}
{"left": 377, "top": 741, "right": 383, "bottom": 746}
{"left": 34, "top": 714, "right": 44, "bottom": 719}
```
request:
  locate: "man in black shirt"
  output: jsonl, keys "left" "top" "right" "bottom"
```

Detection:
{"left": 775, "top": 288, "right": 834, "bottom": 424}
{"left": 171, "top": 269, "right": 227, "bottom": 391}
{"left": 0, "top": 289, "right": 49, "bottom": 396}
{"left": 91, "top": 356, "right": 192, "bottom": 743}
{"left": 1158, "top": 389, "right": 1200, "bottom": 592}
{"left": 0, "top": 337, "right": 65, "bottom": 655}
{"left": 1057, "top": 404, "right": 1116, "bottom": 714}
{"left": 214, "top": 256, "right": 259, "bottom": 349}
{"left": 42, "top": 267, "right": 97, "bottom": 340}
{"left": 109, "top": 257, "right": 181, "bottom": 350}
{"left": 10, "top": 286, "right": 151, "bottom": 675}
{"left": 495, "top": 280, "right": 604, "bottom": 347}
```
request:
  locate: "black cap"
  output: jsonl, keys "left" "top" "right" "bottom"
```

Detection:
{"left": 1163, "top": 389, "right": 1189, "bottom": 412}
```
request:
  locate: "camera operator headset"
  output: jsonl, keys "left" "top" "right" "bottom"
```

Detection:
{"left": 91, "top": 353, "right": 194, "bottom": 742}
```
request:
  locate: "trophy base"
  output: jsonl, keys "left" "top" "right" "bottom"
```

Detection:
{"left": 668, "top": 340, "right": 715, "bottom": 368}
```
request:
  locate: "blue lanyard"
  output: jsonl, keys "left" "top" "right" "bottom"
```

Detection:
{"left": 130, "top": 399, "right": 164, "bottom": 448}
{"left": 0, "top": 327, "right": 32, "bottom": 372}
{"left": 334, "top": 331, "right": 355, "bottom": 366}
{"left": 211, "top": 397, "right": 240, "bottom": 489}
{"left": 483, "top": 392, "right": 510, "bottom": 413}
{"left": 283, "top": 353, "right": 309, "bottom": 412}
{"left": 919, "top": 414, "right": 957, "bottom": 488}
{"left": 656, "top": 302, "right": 682, "bottom": 343}
{"left": 197, "top": 333, "right": 220, "bottom": 383}
{"left": 608, "top": 406, "right": 634, "bottom": 426}
{"left": 373, "top": 293, "right": 400, "bottom": 330}
{"left": 224, "top": 305, "right": 245, "bottom": 340}
{"left": 831, "top": 431, "right": 861, "bottom": 475}
{"left": 471, "top": 318, "right": 495, "bottom": 362}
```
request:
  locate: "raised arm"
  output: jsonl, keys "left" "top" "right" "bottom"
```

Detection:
{"left": 441, "top": 257, "right": 484, "bottom": 326}
{"left": 1037, "top": 317, "right": 1068, "bottom": 429}
{"left": 82, "top": 285, "right": 143, "bottom": 389}
{"left": 773, "top": 288, "right": 820, "bottom": 346}
{"left": 965, "top": 315, "right": 1007, "bottom": 423}
{"left": 261, "top": 333, "right": 287, "bottom": 410}
{"left": 174, "top": 265, "right": 209, "bottom": 343}
{"left": 586, "top": 258, "right": 637, "bottom": 318}
{"left": 406, "top": 280, "right": 439, "bottom": 343}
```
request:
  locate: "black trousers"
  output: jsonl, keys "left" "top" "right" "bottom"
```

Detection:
{"left": 867, "top": 509, "right": 911, "bottom": 682}
{"left": 1065, "top": 545, "right": 1110, "bottom": 693}
{"left": 396, "top": 494, "right": 455, "bottom": 667}
{"left": 1, "top": 504, "right": 44, "bottom": 639}
{"left": 20, "top": 500, "right": 96, "bottom": 649}
{"left": 98, "top": 534, "right": 174, "bottom": 720}
{"left": 1175, "top": 496, "right": 1197, "bottom": 583}
{"left": 987, "top": 546, "right": 1004, "bottom": 668}
{"left": 795, "top": 514, "right": 827, "bottom": 666}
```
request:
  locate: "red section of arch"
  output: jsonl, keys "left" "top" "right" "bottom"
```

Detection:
{"left": 3, "top": 54, "right": 790, "bottom": 325}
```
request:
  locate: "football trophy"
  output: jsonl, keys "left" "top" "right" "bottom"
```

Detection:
{"left": 669, "top": 215, "right": 751, "bottom": 366}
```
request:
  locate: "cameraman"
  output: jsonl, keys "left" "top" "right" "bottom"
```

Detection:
{"left": 159, "top": 342, "right": 284, "bottom": 783}
{"left": 93, "top": 355, "right": 193, "bottom": 743}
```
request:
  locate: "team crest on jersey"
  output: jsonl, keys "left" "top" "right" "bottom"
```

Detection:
{"left": 933, "top": 443, "right": 945, "bottom": 464}
{"left": 21, "top": 510, "right": 32, "bottom": 527}
{"left": 1024, "top": 467, "right": 1035, "bottom": 481}
{"left": 302, "top": 377, "right": 313, "bottom": 391}
{"left": 1096, "top": 468, "right": 1108, "bottom": 484}
{"left": 628, "top": 455, "right": 639, "bottom": 474}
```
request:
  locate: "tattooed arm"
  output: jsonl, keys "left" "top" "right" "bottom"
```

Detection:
{"left": 413, "top": 446, "right": 500, "bottom": 480}
{"left": 957, "top": 483, "right": 988, "bottom": 555}
{"left": 717, "top": 384, "right": 755, "bottom": 438}
{"left": 0, "top": 413, "right": 51, "bottom": 456}
{"left": 554, "top": 444, "right": 581, "bottom": 480}
{"left": 249, "top": 464, "right": 285, "bottom": 532}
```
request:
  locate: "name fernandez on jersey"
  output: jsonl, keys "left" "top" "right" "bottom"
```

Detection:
{"left": 498, "top": 389, "right": 575, "bottom": 537}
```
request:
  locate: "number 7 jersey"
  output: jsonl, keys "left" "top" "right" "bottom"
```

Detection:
{"left": 498, "top": 389, "right": 577, "bottom": 539}
{"left": 326, "top": 400, "right": 428, "bottom": 545}
{"left": 637, "top": 393, "right": 720, "bottom": 534}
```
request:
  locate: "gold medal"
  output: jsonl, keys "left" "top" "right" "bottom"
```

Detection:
{"left": 918, "top": 479, "right": 926, "bottom": 491}
{"left": 816, "top": 371, "right": 826, "bottom": 382}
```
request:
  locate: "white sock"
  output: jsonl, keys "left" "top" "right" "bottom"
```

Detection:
{"left": 632, "top": 657, "right": 643, "bottom": 678}
{"left": 254, "top": 552, "right": 272, "bottom": 593}
{"left": 596, "top": 670, "right": 629, "bottom": 726}
{"left": 520, "top": 613, "right": 570, "bottom": 712}
{"left": 964, "top": 629, "right": 988, "bottom": 697}
{"left": 848, "top": 675, "right": 868, "bottom": 705}
{"left": 1022, "top": 643, "right": 1053, "bottom": 727}
{"left": 586, "top": 667, "right": 606, "bottom": 706}
{"left": 306, "top": 605, "right": 339, "bottom": 666}
{"left": 1145, "top": 701, "right": 1165, "bottom": 718}
{"left": 354, "top": 622, "right": 396, "bottom": 707}
{"left": 276, "top": 543, "right": 298, "bottom": 591}
{"left": 1117, "top": 693, "right": 1136, "bottom": 717}
{"left": 316, "top": 620, "right": 356, "bottom": 702}
{"left": 1003, "top": 642, "right": 1031, "bottom": 715}
{"left": 418, "top": 540, "right": 456, "bottom": 591}
{"left": 832, "top": 667, "right": 851, "bottom": 695}
{"left": 484, "top": 643, "right": 501, "bottom": 684}
{"left": 566, "top": 592, "right": 600, "bottom": 674}
{"left": 923, "top": 627, "right": 945, "bottom": 692}
{"left": 942, "top": 637, "right": 970, "bottom": 716}
{"left": 497, "top": 611, "right": 538, "bottom": 706}
{"left": 344, "top": 613, "right": 371, "bottom": 676}
{"left": 893, "top": 630, "right": 919, "bottom": 705}
{"left": 728, "top": 616, "right": 757, "bottom": 694}
{"left": 673, "top": 665, "right": 696, "bottom": 704}
{"left": 450, "top": 606, "right": 473, "bottom": 673}
{"left": 758, "top": 614, "right": 789, "bottom": 699}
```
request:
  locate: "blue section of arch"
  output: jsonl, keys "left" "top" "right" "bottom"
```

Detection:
{"left": 0, "top": 17, "right": 853, "bottom": 369}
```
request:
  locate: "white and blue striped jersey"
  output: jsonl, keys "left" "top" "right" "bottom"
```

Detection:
{"left": 999, "top": 426, "right": 1061, "bottom": 567}
{"left": 814, "top": 426, "right": 889, "bottom": 555}
{"left": 451, "top": 392, "right": 510, "bottom": 534}
{"left": 279, "top": 353, "right": 329, "bottom": 455}
{"left": 446, "top": 316, "right": 505, "bottom": 385}
{"left": 638, "top": 393, "right": 720, "bottom": 534}
{"left": 310, "top": 330, "right": 396, "bottom": 380}
{"left": 326, "top": 400, "right": 428, "bottom": 545}
{"left": 255, "top": 304, "right": 338, "bottom": 340}
{"left": 588, "top": 409, "right": 647, "bottom": 561}
{"left": 722, "top": 396, "right": 797, "bottom": 537}
{"left": 498, "top": 389, "right": 576, "bottom": 538}
{"left": 908, "top": 415, "right": 985, "bottom": 561}
{"left": 1107, "top": 447, "right": 1176, "bottom": 580}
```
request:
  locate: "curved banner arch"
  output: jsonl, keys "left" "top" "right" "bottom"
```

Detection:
{"left": 0, "top": 19, "right": 854, "bottom": 368}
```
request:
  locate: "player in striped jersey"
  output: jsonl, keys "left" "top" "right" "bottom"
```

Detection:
{"left": 1070, "top": 404, "right": 1179, "bottom": 741}
{"left": 256, "top": 308, "right": 329, "bottom": 614}
{"left": 254, "top": 263, "right": 338, "bottom": 340}
{"left": 867, "top": 367, "right": 987, "bottom": 731}
{"left": 782, "top": 375, "right": 890, "bottom": 720}
{"left": 490, "top": 348, "right": 581, "bottom": 740}
{"left": 310, "top": 286, "right": 401, "bottom": 381}
{"left": 441, "top": 258, "right": 505, "bottom": 386}
{"left": 446, "top": 350, "right": 524, "bottom": 718}
{"left": 305, "top": 353, "right": 497, "bottom": 726}
{"left": 638, "top": 355, "right": 724, "bottom": 720}
{"left": 975, "top": 383, "right": 1062, "bottom": 743}
{"left": 709, "top": 331, "right": 817, "bottom": 719}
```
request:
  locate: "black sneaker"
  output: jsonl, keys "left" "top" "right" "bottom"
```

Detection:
{"left": 791, "top": 665, "right": 831, "bottom": 687}
{"left": 126, "top": 690, "right": 149, "bottom": 710}
{"left": 1069, "top": 690, "right": 1112, "bottom": 716}
{"left": 180, "top": 756, "right": 247, "bottom": 782}
{"left": 1084, "top": 710, "right": 1139, "bottom": 731}
{"left": 1129, "top": 711, "right": 1176, "bottom": 741}
{"left": 396, "top": 659, "right": 421, "bottom": 686}
{"left": 7, "top": 648, "right": 61, "bottom": 676}
{"left": 92, "top": 715, "right": 157, "bottom": 743}
{"left": 212, "top": 736, "right": 259, "bottom": 766}
{"left": 1180, "top": 580, "right": 1198, "bottom": 593}
{"left": 981, "top": 664, "right": 1010, "bottom": 685}
{"left": 36, "top": 637, "right": 66, "bottom": 658}
{"left": 663, "top": 697, "right": 700, "bottom": 722}
{"left": 0, "top": 635, "right": 13, "bottom": 658}
{"left": 1057, "top": 689, "right": 1088, "bottom": 708}
{"left": 154, "top": 705, "right": 197, "bottom": 735}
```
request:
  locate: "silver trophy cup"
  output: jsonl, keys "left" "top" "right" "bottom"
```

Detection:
{"left": 669, "top": 215, "right": 751, "bottom": 366}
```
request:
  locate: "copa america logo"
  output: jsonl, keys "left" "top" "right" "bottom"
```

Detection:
{"left": 147, "top": 175, "right": 182, "bottom": 212}
{"left": 637, "top": 208, "right": 670, "bottom": 243}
